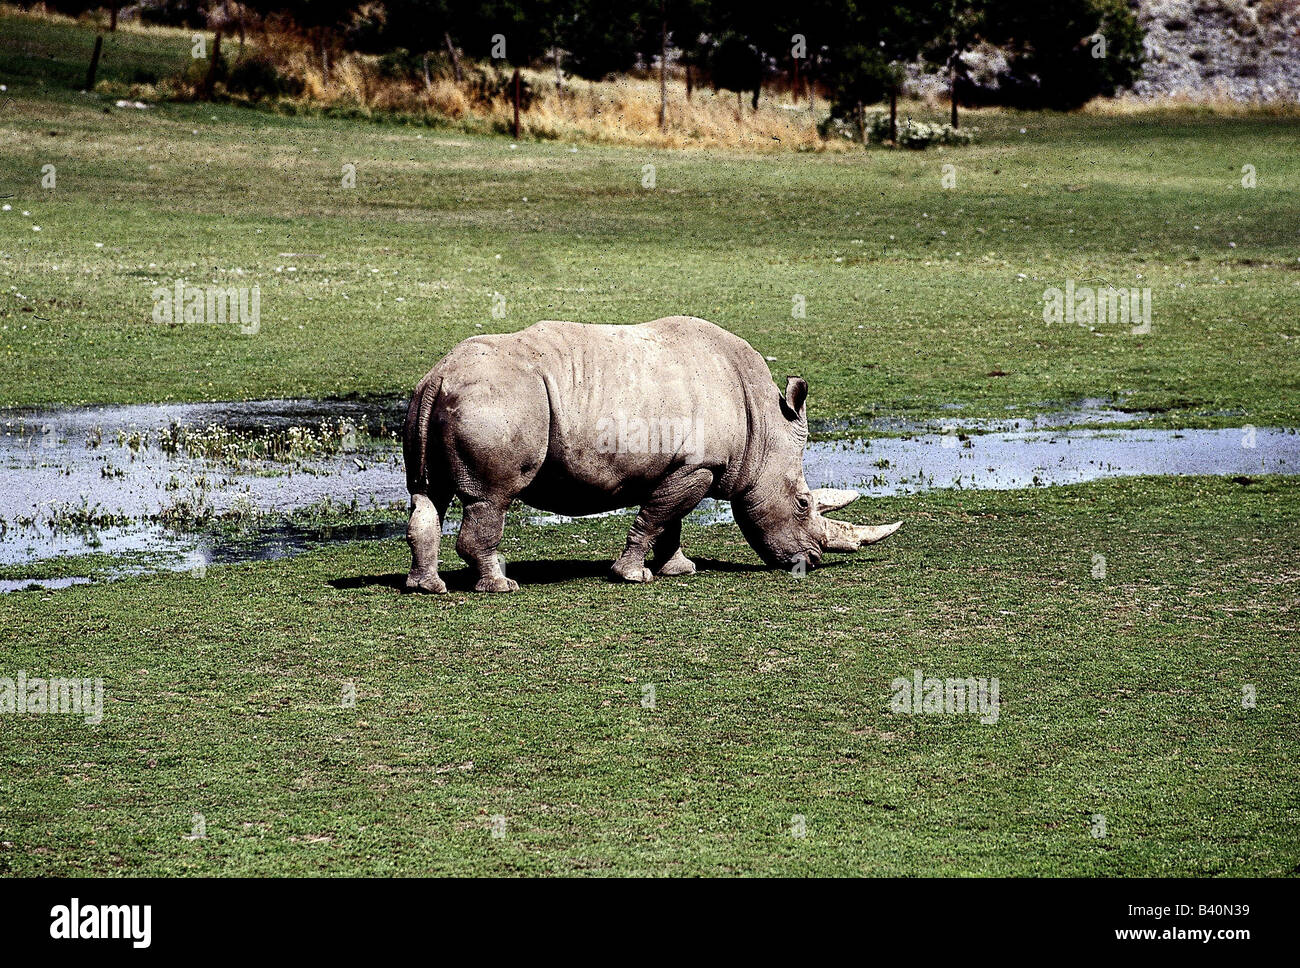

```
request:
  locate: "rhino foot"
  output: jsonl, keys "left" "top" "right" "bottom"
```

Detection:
{"left": 654, "top": 551, "right": 696, "bottom": 577}
{"left": 609, "top": 562, "right": 654, "bottom": 583}
{"left": 474, "top": 575, "right": 519, "bottom": 593}
{"left": 405, "top": 571, "right": 447, "bottom": 594}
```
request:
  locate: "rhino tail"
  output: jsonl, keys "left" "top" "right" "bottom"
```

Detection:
{"left": 405, "top": 371, "right": 443, "bottom": 495}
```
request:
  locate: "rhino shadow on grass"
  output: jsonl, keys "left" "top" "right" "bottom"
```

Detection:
{"left": 327, "top": 553, "right": 835, "bottom": 593}
{"left": 400, "top": 316, "right": 901, "bottom": 593}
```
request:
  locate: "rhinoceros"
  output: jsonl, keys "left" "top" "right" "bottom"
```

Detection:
{"left": 402, "top": 315, "right": 900, "bottom": 592}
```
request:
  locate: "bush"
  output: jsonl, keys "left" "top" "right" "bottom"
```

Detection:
{"left": 179, "top": 51, "right": 227, "bottom": 89}
{"left": 376, "top": 48, "right": 423, "bottom": 83}
{"left": 136, "top": 0, "right": 207, "bottom": 28}
{"left": 227, "top": 55, "right": 302, "bottom": 101}
{"left": 817, "top": 115, "right": 857, "bottom": 141}
{"left": 893, "top": 118, "right": 976, "bottom": 149}
{"left": 464, "top": 66, "right": 534, "bottom": 111}
{"left": 820, "top": 111, "right": 977, "bottom": 149}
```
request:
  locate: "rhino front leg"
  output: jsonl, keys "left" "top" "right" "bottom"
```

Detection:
{"left": 457, "top": 498, "right": 519, "bottom": 592}
{"left": 611, "top": 468, "right": 713, "bottom": 583}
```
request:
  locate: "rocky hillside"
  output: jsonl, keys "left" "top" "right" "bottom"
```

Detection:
{"left": 906, "top": 0, "right": 1299, "bottom": 103}
{"left": 1131, "top": 0, "right": 1300, "bottom": 100}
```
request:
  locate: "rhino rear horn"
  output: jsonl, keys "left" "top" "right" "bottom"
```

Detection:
{"left": 810, "top": 488, "right": 860, "bottom": 514}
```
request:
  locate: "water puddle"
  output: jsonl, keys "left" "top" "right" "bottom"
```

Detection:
{"left": 809, "top": 396, "right": 1153, "bottom": 436}
{"left": 0, "top": 398, "right": 1294, "bottom": 590}
{"left": 804, "top": 427, "right": 1296, "bottom": 494}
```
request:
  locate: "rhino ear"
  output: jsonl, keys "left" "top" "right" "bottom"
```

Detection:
{"left": 781, "top": 376, "right": 808, "bottom": 422}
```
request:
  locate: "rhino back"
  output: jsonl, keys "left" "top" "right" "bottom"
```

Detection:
{"left": 423, "top": 316, "right": 774, "bottom": 513}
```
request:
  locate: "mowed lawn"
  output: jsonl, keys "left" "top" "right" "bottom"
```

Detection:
{"left": 1, "top": 13, "right": 1299, "bottom": 427}
{"left": 1, "top": 477, "right": 1297, "bottom": 876}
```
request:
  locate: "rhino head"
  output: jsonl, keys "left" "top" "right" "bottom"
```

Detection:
{"left": 731, "top": 377, "right": 902, "bottom": 571}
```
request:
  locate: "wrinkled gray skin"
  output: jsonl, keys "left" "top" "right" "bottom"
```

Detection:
{"left": 403, "top": 316, "right": 900, "bottom": 592}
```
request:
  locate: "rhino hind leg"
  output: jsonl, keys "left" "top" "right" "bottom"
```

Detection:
{"left": 652, "top": 520, "right": 696, "bottom": 577}
{"left": 405, "top": 492, "right": 449, "bottom": 593}
{"left": 457, "top": 497, "right": 519, "bottom": 593}
{"left": 611, "top": 468, "right": 713, "bottom": 584}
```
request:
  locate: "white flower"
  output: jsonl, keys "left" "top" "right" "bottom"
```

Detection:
{"left": 32, "top": 225, "right": 41, "bottom": 231}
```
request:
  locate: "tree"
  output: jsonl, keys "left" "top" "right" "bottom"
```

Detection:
{"left": 912, "top": 0, "right": 988, "bottom": 128}
{"left": 562, "top": 1, "right": 646, "bottom": 81}
{"left": 820, "top": 3, "right": 918, "bottom": 142}
{"left": 987, "top": 0, "right": 1143, "bottom": 109}
{"left": 709, "top": 33, "right": 763, "bottom": 112}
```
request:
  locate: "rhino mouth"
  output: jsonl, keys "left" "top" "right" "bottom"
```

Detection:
{"left": 790, "top": 548, "right": 823, "bottom": 570}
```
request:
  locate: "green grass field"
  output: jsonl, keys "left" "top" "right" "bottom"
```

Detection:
{"left": 2, "top": 477, "right": 1297, "bottom": 876}
{"left": 3, "top": 12, "right": 1299, "bottom": 427}
{"left": 1, "top": 11, "right": 1297, "bottom": 876}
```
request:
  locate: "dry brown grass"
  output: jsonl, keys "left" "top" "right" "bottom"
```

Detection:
{"left": 511, "top": 72, "right": 841, "bottom": 151}
{"left": 1083, "top": 91, "right": 1300, "bottom": 116}
{"left": 265, "top": 37, "right": 845, "bottom": 152}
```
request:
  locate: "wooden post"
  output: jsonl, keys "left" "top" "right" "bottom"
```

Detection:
{"left": 950, "top": 59, "right": 959, "bottom": 128}
{"left": 512, "top": 67, "right": 521, "bottom": 140}
{"left": 792, "top": 56, "right": 799, "bottom": 104}
{"left": 202, "top": 30, "right": 222, "bottom": 100}
{"left": 889, "top": 90, "right": 897, "bottom": 143}
{"left": 84, "top": 34, "right": 103, "bottom": 91}
{"left": 658, "top": 3, "right": 667, "bottom": 131}
{"left": 444, "top": 32, "right": 462, "bottom": 82}
{"left": 109, "top": 5, "right": 118, "bottom": 31}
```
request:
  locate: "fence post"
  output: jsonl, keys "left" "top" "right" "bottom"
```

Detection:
{"left": 512, "top": 68, "right": 520, "bottom": 140}
{"left": 84, "top": 34, "right": 103, "bottom": 91}
{"left": 202, "top": 30, "right": 222, "bottom": 101}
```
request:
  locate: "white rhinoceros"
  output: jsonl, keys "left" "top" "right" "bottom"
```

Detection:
{"left": 402, "top": 315, "right": 900, "bottom": 592}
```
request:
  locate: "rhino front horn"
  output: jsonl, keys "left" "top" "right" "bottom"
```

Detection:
{"left": 821, "top": 517, "right": 903, "bottom": 551}
{"left": 853, "top": 521, "right": 902, "bottom": 545}
{"left": 810, "top": 488, "right": 860, "bottom": 513}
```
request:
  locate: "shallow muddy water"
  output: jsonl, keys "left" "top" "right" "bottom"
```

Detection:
{"left": 1, "top": 398, "right": 1294, "bottom": 589}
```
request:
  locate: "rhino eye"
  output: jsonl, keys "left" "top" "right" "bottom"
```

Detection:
{"left": 796, "top": 496, "right": 811, "bottom": 513}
